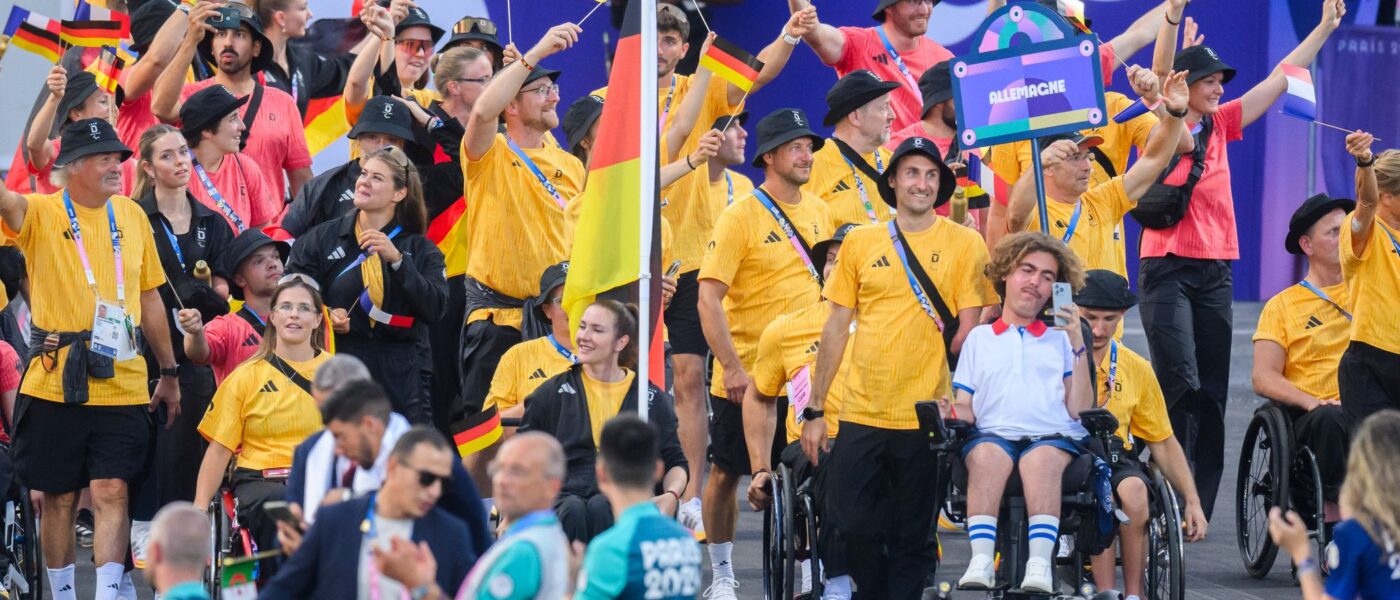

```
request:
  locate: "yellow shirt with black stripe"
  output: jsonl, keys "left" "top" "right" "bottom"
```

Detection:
{"left": 823, "top": 219, "right": 998, "bottom": 429}
{"left": 700, "top": 190, "right": 833, "bottom": 399}
{"left": 752, "top": 302, "right": 847, "bottom": 443}
{"left": 804, "top": 141, "right": 894, "bottom": 226}
{"left": 1098, "top": 341, "right": 1172, "bottom": 450}
{"left": 1340, "top": 215, "right": 1400, "bottom": 355}
{"left": 1025, "top": 179, "right": 1134, "bottom": 279}
{"left": 709, "top": 168, "right": 754, "bottom": 220}
{"left": 485, "top": 336, "right": 575, "bottom": 413}
{"left": 462, "top": 133, "right": 585, "bottom": 330}
{"left": 7, "top": 192, "right": 166, "bottom": 406}
{"left": 197, "top": 352, "right": 330, "bottom": 470}
{"left": 1253, "top": 282, "right": 1352, "bottom": 400}
{"left": 583, "top": 369, "right": 636, "bottom": 447}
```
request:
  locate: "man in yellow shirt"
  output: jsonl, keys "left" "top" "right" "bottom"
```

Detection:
{"left": 805, "top": 70, "right": 897, "bottom": 225}
{"left": 0, "top": 119, "right": 180, "bottom": 600}
{"left": 1254, "top": 194, "right": 1355, "bottom": 513}
{"left": 456, "top": 23, "right": 586, "bottom": 441}
{"left": 805, "top": 137, "right": 998, "bottom": 598}
{"left": 1339, "top": 133, "right": 1400, "bottom": 421}
{"left": 706, "top": 113, "right": 755, "bottom": 217}
{"left": 698, "top": 108, "right": 834, "bottom": 598}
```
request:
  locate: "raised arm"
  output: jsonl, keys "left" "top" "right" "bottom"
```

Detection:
{"left": 123, "top": 5, "right": 192, "bottom": 101}
{"left": 1239, "top": 0, "right": 1344, "bottom": 128}
{"left": 0, "top": 176, "right": 29, "bottom": 234}
{"left": 343, "top": 5, "right": 394, "bottom": 111}
{"left": 735, "top": 7, "right": 816, "bottom": 104}
{"left": 1151, "top": 0, "right": 1185, "bottom": 81}
{"left": 788, "top": 0, "right": 845, "bottom": 66}
{"left": 1006, "top": 140, "right": 1077, "bottom": 233}
{"left": 153, "top": 2, "right": 221, "bottom": 124}
{"left": 1107, "top": 1, "right": 1174, "bottom": 62}
{"left": 1121, "top": 70, "right": 1190, "bottom": 199}
{"left": 802, "top": 302, "right": 854, "bottom": 465}
{"left": 463, "top": 22, "right": 581, "bottom": 162}
{"left": 660, "top": 130, "right": 721, "bottom": 189}
{"left": 1059, "top": 309, "right": 1094, "bottom": 419}
{"left": 1346, "top": 131, "right": 1378, "bottom": 259}
{"left": 26, "top": 66, "right": 68, "bottom": 172}
{"left": 664, "top": 33, "right": 717, "bottom": 160}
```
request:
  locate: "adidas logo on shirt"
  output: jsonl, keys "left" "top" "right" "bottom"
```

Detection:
{"left": 831, "top": 181, "right": 851, "bottom": 194}
{"left": 764, "top": 231, "right": 783, "bottom": 244}
{"left": 242, "top": 334, "right": 260, "bottom": 347}
{"left": 558, "top": 382, "right": 576, "bottom": 395}
{"left": 805, "top": 342, "right": 819, "bottom": 354}
{"left": 872, "top": 256, "right": 891, "bottom": 268}
{"left": 1304, "top": 315, "right": 1323, "bottom": 330}
{"left": 327, "top": 247, "right": 347, "bottom": 261}
{"left": 337, "top": 188, "right": 354, "bottom": 203}
{"left": 528, "top": 368, "right": 548, "bottom": 380}
{"left": 871, "top": 54, "right": 889, "bottom": 65}
{"left": 259, "top": 380, "right": 280, "bottom": 393}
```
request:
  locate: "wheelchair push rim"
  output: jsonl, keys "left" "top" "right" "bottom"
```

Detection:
{"left": 6, "top": 488, "right": 43, "bottom": 600}
{"left": 1146, "top": 468, "right": 1185, "bottom": 600}
{"left": 763, "top": 465, "right": 798, "bottom": 600}
{"left": 1236, "top": 407, "right": 1288, "bottom": 579}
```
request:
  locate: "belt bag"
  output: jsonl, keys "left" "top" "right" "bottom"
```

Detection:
{"left": 1129, "top": 116, "right": 1213, "bottom": 230}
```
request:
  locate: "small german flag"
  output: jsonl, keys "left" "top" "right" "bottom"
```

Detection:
{"left": 451, "top": 404, "right": 503, "bottom": 457}
{"left": 12, "top": 17, "right": 62, "bottom": 63}
{"left": 86, "top": 46, "right": 125, "bottom": 94}
{"left": 699, "top": 36, "right": 764, "bottom": 94}
{"left": 60, "top": 19, "right": 127, "bottom": 48}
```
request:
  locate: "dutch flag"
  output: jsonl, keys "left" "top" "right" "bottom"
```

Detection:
{"left": 1280, "top": 64, "right": 1317, "bottom": 122}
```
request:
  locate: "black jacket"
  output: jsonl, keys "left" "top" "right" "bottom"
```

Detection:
{"left": 282, "top": 160, "right": 360, "bottom": 238}
{"left": 140, "top": 192, "right": 236, "bottom": 364}
{"left": 262, "top": 44, "right": 356, "bottom": 119}
{"left": 520, "top": 365, "right": 688, "bottom": 497}
{"left": 286, "top": 211, "right": 448, "bottom": 344}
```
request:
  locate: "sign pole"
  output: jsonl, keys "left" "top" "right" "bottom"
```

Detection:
{"left": 1029, "top": 137, "right": 1050, "bottom": 233}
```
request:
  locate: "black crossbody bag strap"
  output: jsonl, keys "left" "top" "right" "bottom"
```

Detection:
{"left": 1089, "top": 147, "right": 1117, "bottom": 178}
{"left": 236, "top": 307, "right": 266, "bottom": 337}
{"left": 831, "top": 137, "right": 884, "bottom": 182}
{"left": 239, "top": 83, "right": 264, "bottom": 152}
{"left": 263, "top": 353, "right": 313, "bottom": 396}
{"left": 891, "top": 223, "right": 960, "bottom": 367}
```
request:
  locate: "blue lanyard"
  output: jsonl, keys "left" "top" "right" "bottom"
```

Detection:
{"left": 886, "top": 220, "right": 944, "bottom": 331}
{"left": 1382, "top": 222, "right": 1400, "bottom": 257}
{"left": 1060, "top": 201, "right": 1083, "bottom": 244}
{"left": 1298, "top": 280, "right": 1352, "bottom": 322}
{"left": 334, "top": 225, "right": 404, "bottom": 280}
{"left": 752, "top": 188, "right": 822, "bottom": 284}
{"left": 191, "top": 159, "right": 247, "bottom": 232}
{"left": 504, "top": 510, "right": 556, "bottom": 538}
{"left": 725, "top": 171, "right": 734, "bottom": 206}
{"left": 63, "top": 192, "right": 125, "bottom": 305}
{"left": 1103, "top": 340, "right": 1118, "bottom": 407}
{"left": 241, "top": 306, "right": 266, "bottom": 329}
{"left": 658, "top": 75, "right": 676, "bottom": 135}
{"left": 840, "top": 153, "right": 883, "bottom": 223}
{"left": 160, "top": 221, "right": 187, "bottom": 271}
{"left": 875, "top": 26, "right": 920, "bottom": 94}
{"left": 546, "top": 334, "right": 577, "bottom": 364}
{"left": 506, "top": 138, "right": 566, "bottom": 209}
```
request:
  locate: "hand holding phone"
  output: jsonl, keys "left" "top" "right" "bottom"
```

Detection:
{"left": 264, "top": 501, "right": 303, "bottom": 532}
{"left": 1052, "top": 282, "right": 1073, "bottom": 327}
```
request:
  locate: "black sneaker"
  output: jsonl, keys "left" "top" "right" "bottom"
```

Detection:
{"left": 75, "top": 509, "right": 94, "bottom": 549}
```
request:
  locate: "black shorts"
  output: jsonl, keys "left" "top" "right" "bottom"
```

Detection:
{"left": 708, "top": 394, "right": 785, "bottom": 475}
{"left": 665, "top": 272, "right": 709, "bottom": 356}
{"left": 12, "top": 395, "right": 154, "bottom": 493}
{"left": 1108, "top": 454, "right": 1151, "bottom": 491}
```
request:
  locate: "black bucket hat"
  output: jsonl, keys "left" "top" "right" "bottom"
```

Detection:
{"left": 349, "top": 96, "right": 416, "bottom": 142}
{"left": 878, "top": 136, "right": 955, "bottom": 209}
{"left": 811, "top": 223, "right": 860, "bottom": 275}
{"left": 179, "top": 85, "right": 249, "bottom": 139}
{"left": 219, "top": 228, "right": 290, "bottom": 299}
{"left": 523, "top": 66, "right": 562, "bottom": 89}
{"left": 824, "top": 70, "right": 900, "bottom": 126}
{"left": 57, "top": 71, "right": 101, "bottom": 126}
{"left": 198, "top": 2, "right": 274, "bottom": 74}
{"left": 1173, "top": 45, "right": 1236, "bottom": 86}
{"left": 873, "top": 0, "right": 939, "bottom": 22}
{"left": 130, "top": 0, "right": 178, "bottom": 54}
{"left": 54, "top": 118, "right": 132, "bottom": 168}
{"left": 712, "top": 111, "right": 748, "bottom": 132}
{"left": 397, "top": 6, "right": 446, "bottom": 45}
{"left": 530, "top": 262, "right": 569, "bottom": 325}
{"left": 920, "top": 60, "right": 953, "bottom": 118}
{"left": 1074, "top": 269, "right": 1138, "bottom": 310}
{"left": 750, "top": 108, "right": 825, "bottom": 169}
{"left": 444, "top": 16, "right": 501, "bottom": 55}
{"left": 1286, "top": 193, "right": 1355, "bottom": 255}
{"left": 563, "top": 95, "right": 605, "bottom": 153}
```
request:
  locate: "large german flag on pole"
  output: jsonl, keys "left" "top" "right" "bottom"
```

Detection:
{"left": 563, "top": 0, "right": 664, "bottom": 405}
{"left": 59, "top": 19, "right": 127, "bottom": 48}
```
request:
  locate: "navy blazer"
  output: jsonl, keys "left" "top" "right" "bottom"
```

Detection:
{"left": 259, "top": 495, "right": 474, "bottom": 599}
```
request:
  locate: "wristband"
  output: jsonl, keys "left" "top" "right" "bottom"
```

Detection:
{"left": 752, "top": 468, "right": 771, "bottom": 478}
{"left": 1073, "top": 346, "right": 1088, "bottom": 359}
{"left": 518, "top": 56, "right": 536, "bottom": 72}
{"left": 160, "top": 367, "right": 179, "bottom": 378}
{"left": 1296, "top": 556, "right": 1319, "bottom": 575}
{"left": 1165, "top": 12, "right": 1181, "bottom": 25}
{"left": 685, "top": 154, "right": 696, "bottom": 170}
{"left": 663, "top": 490, "right": 681, "bottom": 502}
{"left": 1165, "top": 106, "right": 1187, "bottom": 119}
{"left": 782, "top": 33, "right": 802, "bottom": 46}
{"left": 1357, "top": 154, "right": 1377, "bottom": 168}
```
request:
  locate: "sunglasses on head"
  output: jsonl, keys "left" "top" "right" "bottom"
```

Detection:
{"left": 278, "top": 273, "right": 321, "bottom": 292}
{"left": 454, "top": 17, "right": 497, "bottom": 36}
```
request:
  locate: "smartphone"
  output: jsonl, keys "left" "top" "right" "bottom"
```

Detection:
{"left": 211, "top": 6, "right": 241, "bottom": 26}
{"left": 263, "top": 501, "right": 302, "bottom": 531}
{"left": 664, "top": 259, "right": 682, "bottom": 278}
{"left": 1052, "top": 282, "right": 1073, "bottom": 326}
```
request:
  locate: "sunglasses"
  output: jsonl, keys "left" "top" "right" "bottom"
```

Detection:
{"left": 396, "top": 38, "right": 434, "bottom": 56}
{"left": 404, "top": 464, "right": 451, "bottom": 488}
{"left": 453, "top": 17, "right": 497, "bottom": 36}
{"left": 278, "top": 273, "right": 321, "bottom": 292}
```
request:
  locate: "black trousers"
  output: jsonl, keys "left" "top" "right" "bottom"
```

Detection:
{"left": 1139, "top": 256, "right": 1233, "bottom": 521}
{"left": 779, "top": 441, "right": 847, "bottom": 578}
{"left": 825, "top": 423, "right": 941, "bottom": 600}
{"left": 555, "top": 492, "right": 613, "bottom": 542}
{"left": 230, "top": 468, "right": 287, "bottom": 577}
{"left": 341, "top": 337, "right": 432, "bottom": 425}
{"left": 155, "top": 364, "right": 215, "bottom": 506}
{"left": 430, "top": 275, "right": 467, "bottom": 435}
{"left": 458, "top": 319, "right": 522, "bottom": 419}
{"left": 1290, "top": 405, "right": 1350, "bottom": 502}
{"left": 1339, "top": 341, "right": 1400, "bottom": 427}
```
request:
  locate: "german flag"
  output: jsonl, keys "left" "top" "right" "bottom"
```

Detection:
{"left": 12, "top": 16, "right": 62, "bottom": 63}
{"left": 60, "top": 19, "right": 127, "bottom": 48}
{"left": 451, "top": 404, "right": 502, "bottom": 457}
{"left": 562, "top": 0, "right": 665, "bottom": 388}
{"left": 86, "top": 46, "right": 125, "bottom": 94}
{"left": 302, "top": 95, "right": 351, "bottom": 156}
{"left": 699, "top": 36, "right": 764, "bottom": 93}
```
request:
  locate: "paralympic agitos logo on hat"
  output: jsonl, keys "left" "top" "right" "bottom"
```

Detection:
{"left": 88, "top": 122, "right": 102, "bottom": 140}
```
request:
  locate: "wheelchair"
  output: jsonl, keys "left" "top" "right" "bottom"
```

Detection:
{"left": 762, "top": 461, "right": 822, "bottom": 600}
{"left": 1235, "top": 401, "right": 1330, "bottom": 579}
{"left": 206, "top": 484, "right": 256, "bottom": 597}
{"left": 1, "top": 482, "right": 42, "bottom": 600}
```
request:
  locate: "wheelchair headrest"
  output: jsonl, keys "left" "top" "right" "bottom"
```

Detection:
{"left": 1079, "top": 408, "right": 1120, "bottom": 438}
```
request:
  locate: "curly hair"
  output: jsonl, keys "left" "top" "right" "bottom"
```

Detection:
{"left": 985, "top": 231, "right": 1086, "bottom": 299}
{"left": 1341, "top": 410, "right": 1400, "bottom": 553}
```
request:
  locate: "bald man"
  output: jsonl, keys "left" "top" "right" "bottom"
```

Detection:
{"left": 146, "top": 502, "right": 212, "bottom": 600}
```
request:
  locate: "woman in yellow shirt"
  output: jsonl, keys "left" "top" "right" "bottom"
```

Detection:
{"left": 192, "top": 275, "right": 332, "bottom": 561}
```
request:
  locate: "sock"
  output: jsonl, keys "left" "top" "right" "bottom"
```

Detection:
{"left": 95, "top": 562, "right": 124, "bottom": 600}
{"left": 967, "top": 515, "right": 998, "bottom": 561}
{"left": 47, "top": 564, "right": 76, "bottom": 600}
{"left": 822, "top": 575, "right": 852, "bottom": 599}
{"left": 799, "top": 559, "right": 812, "bottom": 593}
{"left": 1027, "top": 515, "right": 1060, "bottom": 564}
{"left": 1125, "top": 596, "right": 1142, "bottom": 600}
{"left": 118, "top": 571, "right": 138, "bottom": 600}
{"left": 709, "top": 542, "right": 734, "bottom": 580}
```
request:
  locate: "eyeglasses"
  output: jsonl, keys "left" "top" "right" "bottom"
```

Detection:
{"left": 278, "top": 273, "right": 321, "bottom": 291}
{"left": 402, "top": 463, "right": 451, "bottom": 487}
{"left": 548, "top": 295, "right": 564, "bottom": 306}
{"left": 274, "top": 302, "right": 318, "bottom": 315}
{"left": 453, "top": 77, "right": 491, "bottom": 86}
{"left": 395, "top": 39, "right": 434, "bottom": 56}
{"left": 453, "top": 17, "right": 497, "bottom": 36}
{"left": 518, "top": 83, "right": 560, "bottom": 99}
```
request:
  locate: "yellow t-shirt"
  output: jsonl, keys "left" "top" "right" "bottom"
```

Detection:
{"left": 485, "top": 336, "right": 576, "bottom": 413}
{"left": 804, "top": 141, "right": 894, "bottom": 226}
{"left": 699, "top": 190, "right": 833, "bottom": 398}
{"left": 1026, "top": 178, "right": 1134, "bottom": 279}
{"left": 708, "top": 169, "right": 755, "bottom": 220}
{"left": 823, "top": 219, "right": 999, "bottom": 429}
{"left": 8, "top": 192, "right": 166, "bottom": 406}
{"left": 1098, "top": 341, "right": 1172, "bottom": 450}
{"left": 198, "top": 352, "right": 330, "bottom": 470}
{"left": 752, "top": 302, "right": 846, "bottom": 443}
{"left": 584, "top": 369, "right": 636, "bottom": 446}
{"left": 462, "top": 133, "right": 585, "bottom": 330}
{"left": 1340, "top": 215, "right": 1400, "bottom": 354}
{"left": 1253, "top": 282, "right": 1352, "bottom": 400}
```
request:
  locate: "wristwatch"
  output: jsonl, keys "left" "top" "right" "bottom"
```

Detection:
{"left": 159, "top": 366, "right": 179, "bottom": 378}
{"left": 1356, "top": 153, "right": 1377, "bottom": 168}
{"left": 410, "top": 584, "right": 434, "bottom": 600}
{"left": 802, "top": 407, "right": 825, "bottom": 421}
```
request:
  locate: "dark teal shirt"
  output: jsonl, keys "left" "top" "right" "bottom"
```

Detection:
{"left": 574, "top": 502, "right": 701, "bottom": 599}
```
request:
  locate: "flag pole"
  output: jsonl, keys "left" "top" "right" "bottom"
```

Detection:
{"left": 719, "top": 91, "right": 749, "bottom": 135}
{"left": 638, "top": 0, "right": 658, "bottom": 422}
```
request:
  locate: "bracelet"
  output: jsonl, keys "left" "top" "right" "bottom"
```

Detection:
{"left": 752, "top": 468, "right": 771, "bottom": 478}
{"left": 518, "top": 56, "right": 536, "bottom": 72}
{"left": 685, "top": 154, "right": 696, "bottom": 170}
{"left": 1296, "top": 556, "right": 1320, "bottom": 575}
{"left": 1165, "top": 12, "right": 1181, "bottom": 25}
{"left": 782, "top": 33, "right": 802, "bottom": 46}
{"left": 1074, "top": 346, "right": 1088, "bottom": 359}
{"left": 1165, "top": 106, "right": 1188, "bottom": 119}
{"left": 1357, "top": 154, "right": 1377, "bottom": 168}
{"left": 663, "top": 490, "right": 681, "bottom": 502}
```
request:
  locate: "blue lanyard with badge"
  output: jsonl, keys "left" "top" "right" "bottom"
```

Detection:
{"left": 875, "top": 26, "right": 920, "bottom": 95}
{"left": 361, "top": 494, "right": 410, "bottom": 600}
{"left": 753, "top": 188, "right": 822, "bottom": 284}
{"left": 886, "top": 220, "right": 945, "bottom": 331}
{"left": 658, "top": 75, "right": 676, "bottom": 135}
{"left": 1101, "top": 339, "right": 1118, "bottom": 407}
{"left": 1299, "top": 280, "right": 1352, "bottom": 322}
{"left": 724, "top": 171, "right": 734, "bottom": 206}
{"left": 547, "top": 334, "right": 578, "bottom": 364}
{"left": 1060, "top": 201, "right": 1083, "bottom": 244}
{"left": 840, "top": 151, "right": 886, "bottom": 223}
{"left": 191, "top": 158, "right": 248, "bottom": 232}
{"left": 65, "top": 192, "right": 137, "bottom": 360}
{"left": 506, "top": 138, "right": 567, "bottom": 209}
{"left": 1382, "top": 222, "right": 1400, "bottom": 258}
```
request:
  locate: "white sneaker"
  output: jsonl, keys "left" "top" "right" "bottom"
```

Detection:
{"left": 703, "top": 576, "right": 739, "bottom": 600}
{"left": 679, "top": 498, "right": 706, "bottom": 542}
{"left": 958, "top": 555, "right": 996, "bottom": 589}
{"left": 1020, "top": 558, "right": 1053, "bottom": 593}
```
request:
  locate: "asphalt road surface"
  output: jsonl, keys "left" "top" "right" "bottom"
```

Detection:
{"left": 58, "top": 303, "right": 1303, "bottom": 599}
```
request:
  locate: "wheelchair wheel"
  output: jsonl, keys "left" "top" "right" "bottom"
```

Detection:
{"left": 1236, "top": 406, "right": 1290, "bottom": 579}
{"left": 763, "top": 466, "right": 796, "bottom": 600}
{"left": 1146, "top": 468, "right": 1184, "bottom": 600}
{"left": 796, "top": 483, "right": 822, "bottom": 597}
{"left": 206, "top": 492, "right": 239, "bottom": 597}
{"left": 4, "top": 489, "right": 43, "bottom": 600}
{"left": 1294, "top": 447, "right": 1329, "bottom": 575}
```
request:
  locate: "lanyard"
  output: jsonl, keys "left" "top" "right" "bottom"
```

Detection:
{"left": 63, "top": 192, "right": 125, "bottom": 306}
{"left": 335, "top": 226, "right": 404, "bottom": 279}
{"left": 1298, "top": 280, "right": 1352, "bottom": 322}
{"left": 1382, "top": 222, "right": 1400, "bottom": 258}
{"left": 724, "top": 171, "right": 734, "bottom": 206}
{"left": 242, "top": 306, "right": 266, "bottom": 329}
{"left": 506, "top": 138, "right": 567, "bottom": 209}
{"left": 1102, "top": 339, "right": 1118, "bottom": 407}
{"left": 547, "top": 333, "right": 578, "bottom": 363}
{"left": 886, "top": 220, "right": 944, "bottom": 331}
{"left": 840, "top": 153, "right": 884, "bottom": 223}
{"left": 658, "top": 75, "right": 676, "bottom": 135}
{"left": 362, "top": 495, "right": 410, "bottom": 600}
{"left": 1060, "top": 201, "right": 1083, "bottom": 244}
{"left": 875, "top": 26, "right": 920, "bottom": 96}
{"left": 752, "top": 188, "right": 821, "bottom": 284}
{"left": 191, "top": 159, "right": 247, "bottom": 232}
{"left": 160, "top": 221, "right": 186, "bottom": 271}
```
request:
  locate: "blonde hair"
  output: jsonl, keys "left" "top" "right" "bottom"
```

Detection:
{"left": 249, "top": 278, "right": 328, "bottom": 364}
{"left": 985, "top": 231, "right": 1086, "bottom": 299}
{"left": 131, "top": 124, "right": 183, "bottom": 200}
{"left": 432, "top": 46, "right": 489, "bottom": 92}
{"left": 1340, "top": 410, "right": 1400, "bottom": 551}
{"left": 1374, "top": 149, "right": 1400, "bottom": 198}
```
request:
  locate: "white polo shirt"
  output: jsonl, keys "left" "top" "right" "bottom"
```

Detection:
{"left": 952, "top": 318, "right": 1089, "bottom": 440}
